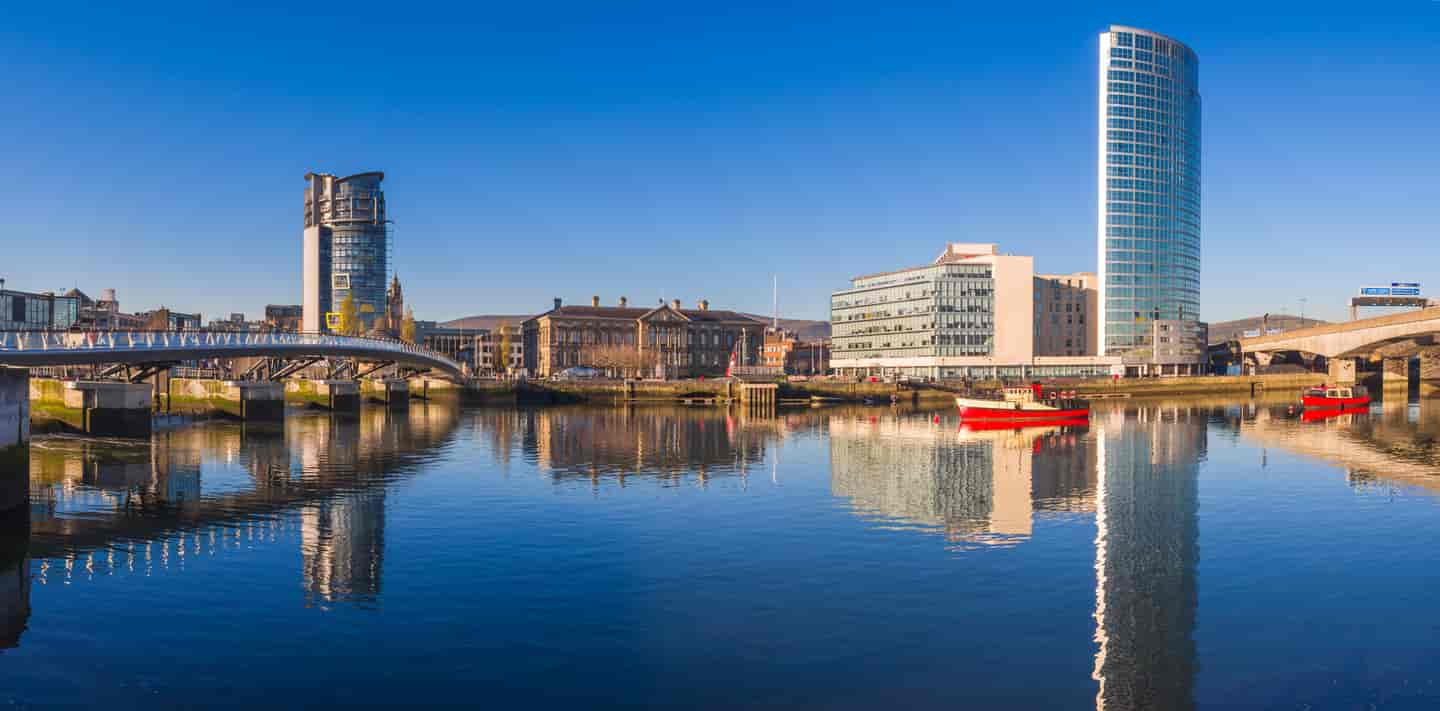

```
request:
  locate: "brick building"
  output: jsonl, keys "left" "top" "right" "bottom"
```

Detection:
{"left": 522, "top": 297, "right": 765, "bottom": 379}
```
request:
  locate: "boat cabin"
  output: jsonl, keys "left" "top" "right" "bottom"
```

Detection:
{"left": 1002, "top": 387, "right": 1037, "bottom": 404}
{"left": 1305, "top": 385, "right": 1367, "bottom": 400}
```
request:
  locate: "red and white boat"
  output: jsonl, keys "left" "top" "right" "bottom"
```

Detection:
{"left": 956, "top": 384, "right": 1090, "bottom": 422}
{"left": 1301, "top": 384, "right": 1370, "bottom": 410}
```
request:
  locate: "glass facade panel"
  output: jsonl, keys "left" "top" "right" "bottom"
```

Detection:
{"left": 1099, "top": 26, "right": 1200, "bottom": 356}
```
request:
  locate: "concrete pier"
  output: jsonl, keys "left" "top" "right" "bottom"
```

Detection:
{"left": 285, "top": 379, "right": 361, "bottom": 412}
{"left": 1382, "top": 358, "right": 1410, "bottom": 398}
{"left": 365, "top": 379, "right": 410, "bottom": 409}
{"left": 1422, "top": 348, "right": 1440, "bottom": 397}
{"left": 64, "top": 381, "right": 152, "bottom": 437}
{"left": 739, "top": 383, "right": 778, "bottom": 408}
{"left": 222, "top": 381, "right": 285, "bottom": 421}
{"left": 0, "top": 368, "right": 29, "bottom": 514}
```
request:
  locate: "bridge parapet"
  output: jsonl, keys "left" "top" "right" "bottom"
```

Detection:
{"left": 0, "top": 331, "right": 462, "bottom": 378}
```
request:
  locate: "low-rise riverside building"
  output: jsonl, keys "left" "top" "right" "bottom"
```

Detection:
{"left": 830, "top": 243, "right": 1120, "bottom": 380}
{"left": 522, "top": 296, "right": 765, "bottom": 379}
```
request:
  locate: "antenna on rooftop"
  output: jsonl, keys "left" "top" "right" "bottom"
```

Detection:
{"left": 772, "top": 274, "right": 778, "bottom": 331}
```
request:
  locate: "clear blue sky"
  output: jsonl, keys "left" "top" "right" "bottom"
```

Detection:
{"left": 2, "top": 0, "right": 1435, "bottom": 324}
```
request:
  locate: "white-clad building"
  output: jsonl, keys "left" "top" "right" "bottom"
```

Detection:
{"left": 830, "top": 243, "right": 1120, "bottom": 380}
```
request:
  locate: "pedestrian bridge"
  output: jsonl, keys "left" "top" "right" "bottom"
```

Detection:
{"left": 1240, "top": 307, "right": 1440, "bottom": 359}
{"left": 0, "top": 331, "right": 463, "bottom": 379}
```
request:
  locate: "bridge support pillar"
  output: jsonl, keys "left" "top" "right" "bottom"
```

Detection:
{"left": 0, "top": 368, "right": 29, "bottom": 514}
{"left": 365, "top": 379, "right": 410, "bottom": 409}
{"left": 1420, "top": 348, "right": 1440, "bottom": 397}
{"left": 221, "top": 382, "right": 285, "bottom": 421}
{"left": 1382, "top": 358, "right": 1410, "bottom": 398}
{"left": 319, "top": 380, "right": 361, "bottom": 412}
{"left": 64, "top": 382, "right": 152, "bottom": 437}
{"left": 1327, "top": 358, "right": 1357, "bottom": 385}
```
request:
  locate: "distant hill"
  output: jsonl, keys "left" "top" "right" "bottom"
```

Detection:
{"left": 441, "top": 313, "right": 831, "bottom": 341}
{"left": 1208, "top": 314, "right": 1328, "bottom": 344}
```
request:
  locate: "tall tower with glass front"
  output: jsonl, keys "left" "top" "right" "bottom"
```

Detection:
{"left": 303, "top": 171, "right": 390, "bottom": 334}
{"left": 1097, "top": 26, "right": 1201, "bottom": 358}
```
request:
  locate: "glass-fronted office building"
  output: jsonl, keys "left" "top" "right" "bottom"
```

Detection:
{"left": 1098, "top": 26, "right": 1201, "bottom": 362}
{"left": 0, "top": 289, "right": 80, "bottom": 330}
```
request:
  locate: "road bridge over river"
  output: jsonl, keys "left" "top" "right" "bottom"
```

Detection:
{"left": 1239, "top": 307, "right": 1440, "bottom": 391}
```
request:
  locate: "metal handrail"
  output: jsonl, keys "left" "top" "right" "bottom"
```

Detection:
{"left": 0, "top": 330, "right": 462, "bottom": 376}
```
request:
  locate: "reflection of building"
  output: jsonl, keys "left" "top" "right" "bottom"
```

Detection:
{"left": 1091, "top": 405, "right": 1203, "bottom": 709}
{"left": 828, "top": 416, "right": 1096, "bottom": 545}
{"left": 522, "top": 296, "right": 765, "bottom": 378}
{"left": 0, "top": 516, "right": 29, "bottom": 651}
{"left": 830, "top": 243, "right": 1119, "bottom": 379}
{"left": 303, "top": 171, "right": 390, "bottom": 333}
{"left": 302, "top": 490, "right": 386, "bottom": 605}
{"left": 525, "top": 408, "right": 770, "bottom": 480}
{"left": 1097, "top": 26, "right": 1203, "bottom": 371}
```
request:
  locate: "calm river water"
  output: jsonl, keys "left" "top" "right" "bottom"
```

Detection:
{"left": 3, "top": 398, "right": 1440, "bottom": 708}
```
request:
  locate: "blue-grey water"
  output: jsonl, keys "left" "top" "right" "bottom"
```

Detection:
{"left": 4, "top": 398, "right": 1440, "bottom": 708}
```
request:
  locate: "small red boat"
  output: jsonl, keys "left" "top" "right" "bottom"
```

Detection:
{"left": 1301, "top": 384, "right": 1370, "bottom": 409}
{"left": 956, "top": 384, "right": 1090, "bottom": 421}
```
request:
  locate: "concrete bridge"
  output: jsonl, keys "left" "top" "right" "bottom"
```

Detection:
{"left": 1239, "top": 307, "right": 1440, "bottom": 391}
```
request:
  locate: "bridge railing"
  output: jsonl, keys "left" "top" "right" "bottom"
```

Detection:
{"left": 0, "top": 330, "right": 463, "bottom": 375}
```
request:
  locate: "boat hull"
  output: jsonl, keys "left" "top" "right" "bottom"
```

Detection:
{"left": 956, "top": 399, "right": 1089, "bottom": 421}
{"left": 960, "top": 417, "right": 1090, "bottom": 431}
{"left": 1301, "top": 396, "right": 1369, "bottom": 409}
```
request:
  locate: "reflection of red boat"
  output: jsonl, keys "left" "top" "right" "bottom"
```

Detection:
{"left": 960, "top": 417, "right": 1089, "bottom": 432}
{"left": 1301, "top": 406, "right": 1368, "bottom": 422}
{"left": 1301, "top": 384, "right": 1369, "bottom": 409}
{"left": 956, "top": 384, "right": 1089, "bottom": 421}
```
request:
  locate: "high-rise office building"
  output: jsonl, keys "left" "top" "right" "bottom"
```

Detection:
{"left": 1097, "top": 26, "right": 1202, "bottom": 370}
{"left": 303, "top": 171, "right": 389, "bottom": 333}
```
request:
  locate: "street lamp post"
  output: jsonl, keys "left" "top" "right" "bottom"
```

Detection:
{"left": 1299, "top": 298, "right": 1307, "bottom": 329}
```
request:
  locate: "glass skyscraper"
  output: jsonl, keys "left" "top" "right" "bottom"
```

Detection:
{"left": 1097, "top": 26, "right": 1201, "bottom": 357}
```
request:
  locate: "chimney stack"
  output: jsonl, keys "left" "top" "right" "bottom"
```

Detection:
{"left": 671, "top": 299, "right": 681, "bottom": 310}
{"left": 619, "top": 296, "right": 628, "bottom": 307}
{"left": 591, "top": 295, "right": 600, "bottom": 307}
{"left": 553, "top": 297, "right": 562, "bottom": 311}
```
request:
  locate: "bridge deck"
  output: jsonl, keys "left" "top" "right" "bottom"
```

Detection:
{"left": 0, "top": 331, "right": 462, "bottom": 379}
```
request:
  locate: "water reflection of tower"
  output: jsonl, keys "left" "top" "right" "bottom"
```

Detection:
{"left": 1091, "top": 405, "right": 1203, "bottom": 710}
{"left": 301, "top": 491, "right": 385, "bottom": 605}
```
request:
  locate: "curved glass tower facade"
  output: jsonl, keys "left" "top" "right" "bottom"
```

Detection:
{"left": 1097, "top": 26, "right": 1201, "bottom": 357}
{"left": 303, "top": 172, "right": 390, "bottom": 333}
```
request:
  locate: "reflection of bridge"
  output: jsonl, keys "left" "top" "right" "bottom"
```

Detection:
{"left": 0, "top": 331, "right": 462, "bottom": 378}
{"left": 25, "top": 404, "right": 460, "bottom": 561}
{"left": 1240, "top": 307, "right": 1440, "bottom": 388}
{"left": 1236, "top": 404, "right": 1440, "bottom": 495}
